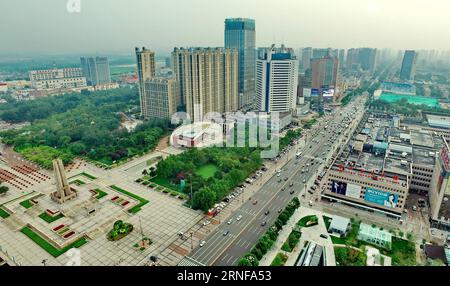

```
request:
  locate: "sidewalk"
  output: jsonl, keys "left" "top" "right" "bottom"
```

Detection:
{"left": 259, "top": 206, "right": 336, "bottom": 266}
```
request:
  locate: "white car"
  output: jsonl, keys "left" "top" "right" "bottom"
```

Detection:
{"left": 227, "top": 219, "right": 233, "bottom": 225}
{"left": 236, "top": 215, "right": 242, "bottom": 221}
{"left": 199, "top": 240, "right": 206, "bottom": 247}
{"left": 203, "top": 220, "right": 211, "bottom": 226}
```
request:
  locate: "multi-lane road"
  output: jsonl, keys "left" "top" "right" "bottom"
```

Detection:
{"left": 182, "top": 97, "right": 366, "bottom": 266}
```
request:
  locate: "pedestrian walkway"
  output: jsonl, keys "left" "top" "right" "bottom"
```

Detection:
{"left": 259, "top": 206, "right": 336, "bottom": 266}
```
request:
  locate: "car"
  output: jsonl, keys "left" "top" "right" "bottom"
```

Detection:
{"left": 261, "top": 221, "right": 267, "bottom": 227}
{"left": 290, "top": 190, "right": 295, "bottom": 194}
{"left": 203, "top": 220, "right": 211, "bottom": 226}
{"left": 320, "top": 234, "right": 328, "bottom": 239}
{"left": 281, "top": 187, "right": 285, "bottom": 192}
{"left": 227, "top": 219, "right": 233, "bottom": 225}
{"left": 253, "top": 200, "right": 258, "bottom": 205}
{"left": 308, "top": 190, "right": 313, "bottom": 194}
{"left": 302, "top": 179, "right": 306, "bottom": 183}
{"left": 277, "top": 173, "right": 281, "bottom": 177}
{"left": 264, "top": 210, "right": 270, "bottom": 215}
{"left": 278, "top": 208, "right": 283, "bottom": 213}
{"left": 199, "top": 240, "right": 206, "bottom": 247}
{"left": 289, "top": 182, "right": 294, "bottom": 187}
{"left": 284, "top": 177, "right": 288, "bottom": 181}
{"left": 223, "top": 230, "right": 230, "bottom": 236}
{"left": 278, "top": 179, "right": 282, "bottom": 183}
{"left": 236, "top": 215, "right": 242, "bottom": 221}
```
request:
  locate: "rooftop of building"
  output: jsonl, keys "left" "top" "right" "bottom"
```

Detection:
{"left": 358, "top": 223, "right": 392, "bottom": 242}
{"left": 329, "top": 215, "right": 350, "bottom": 232}
{"left": 427, "top": 114, "right": 450, "bottom": 129}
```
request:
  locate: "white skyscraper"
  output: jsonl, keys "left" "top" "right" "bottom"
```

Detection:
{"left": 256, "top": 45, "right": 298, "bottom": 113}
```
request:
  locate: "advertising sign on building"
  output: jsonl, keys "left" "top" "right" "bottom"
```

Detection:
{"left": 311, "top": 88, "right": 319, "bottom": 97}
{"left": 364, "top": 188, "right": 398, "bottom": 209}
{"left": 346, "top": 183, "right": 362, "bottom": 199}
{"left": 331, "top": 180, "right": 347, "bottom": 195}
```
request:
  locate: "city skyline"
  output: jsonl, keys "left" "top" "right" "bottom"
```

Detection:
{"left": 1, "top": 0, "right": 450, "bottom": 56}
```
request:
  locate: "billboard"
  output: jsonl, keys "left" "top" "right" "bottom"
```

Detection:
{"left": 322, "top": 88, "right": 335, "bottom": 98}
{"left": 311, "top": 88, "right": 319, "bottom": 97}
{"left": 331, "top": 180, "right": 361, "bottom": 199}
{"left": 364, "top": 188, "right": 398, "bottom": 209}
{"left": 331, "top": 180, "right": 347, "bottom": 195}
{"left": 346, "top": 184, "right": 362, "bottom": 199}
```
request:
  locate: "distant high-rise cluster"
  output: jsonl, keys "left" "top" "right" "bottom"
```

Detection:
{"left": 255, "top": 45, "right": 298, "bottom": 113}
{"left": 225, "top": 18, "right": 256, "bottom": 110}
{"left": 400, "top": 50, "right": 417, "bottom": 81}
{"left": 345, "top": 48, "right": 377, "bottom": 73}
{"left": 80, "top": 56, "right": 111, "bottom": 86}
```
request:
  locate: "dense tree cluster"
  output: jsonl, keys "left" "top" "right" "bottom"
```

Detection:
{"left": 238, "top": 197, "right": 300, "bottom": 266}
{"left": 155, "top": 147, "right": 263, "bottom": 211}
{"left": 0, "top": 88, "right": 168, "bottom": 167}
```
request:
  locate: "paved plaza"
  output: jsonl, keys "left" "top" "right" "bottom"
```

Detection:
{"left": 0, "top": 147, "right": 203, "bottom": 266}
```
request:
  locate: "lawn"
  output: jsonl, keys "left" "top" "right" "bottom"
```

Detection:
{"left": 0, "top": 207, "right": 10, "bottom": 218}
{"left": 150, "top": 175, "right": 178, "bottom": 191}
{"left": 297, "top": 215, "right": 319, "bottom": 228}
{"left": 19, "top": 199, "right": 34, "bottom": 209}
{"left": 323, "top": 216, "right": 332, "bottom": 230}
{"left": 80, "top": 172, "right": 97, "bottom": 180}
{"left": 110, "top": 185, "right": 149, "bottom": 214}
{"left": 281, "top": 230, "right": 302, "bottom": 252}
{"left": 382, "top": 237, "right": 416, "bottom": 266}
{"left": 330, "top": 220, "right": 361, "bottom": 246}
{"left": 70, "top": 179, "right": 86, "bottom": 186}
{"left": 20, "top": 226, "right": 87, "bottom": 257}
{"left": 39, "top": 212, "right": 64, "bottom": 223}
{"left": 95, "top": 189, "right": 108, "bottom": 199}
{"left": 195, "top": 164, "right": 219, "bottom": 179}
{"left": 270, "top": 252, "right": 288, "bottom": 266}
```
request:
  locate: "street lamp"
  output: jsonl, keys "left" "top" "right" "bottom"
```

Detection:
{"left": 190, "top": 232, "right": 194, "bottom": 250}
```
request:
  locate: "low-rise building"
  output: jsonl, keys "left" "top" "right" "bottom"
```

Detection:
{"left": 29, "top": 68, "right": 87, "bottom": 90}
{"left": 357, "top": 223, "right": 392, "bottom": 250}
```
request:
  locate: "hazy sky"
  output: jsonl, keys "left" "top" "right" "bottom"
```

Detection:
{"left": 1, "top": 0, "right": 449, "bottom": 56}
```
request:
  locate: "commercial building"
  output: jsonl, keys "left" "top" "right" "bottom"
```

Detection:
{"left": 400, "top": 50, "right": 417, "bottom": 81}
{"left": 135, "top": 47, "right": 156, "bottom": 118}
{"left": 80, "top": 56, "right": 111, "bottom": 86}
{"left": 225, "top": 18, "right": 256, "bottom": 109}
{"left": 429, "top": 139, "right": 450, "bottom": 231}
{"left": 358, "top": 48, "right": 377, "bottom": 72}
{"left": 323, "top": 111, "right": 446, "bottom": 219}
{"left": 312, "top": 48, "right": 329, "bottom": 59}
{"left": 310, "top": 56, "right": 339, "bottom": 101}
{"left": 346, "top": 48, "right": 360, "bottom": 70}
{"left": 29, "top": 68, "right": 87, "bottom": 90}
{"left": 338, "top": 49, "right": 345, "bottom": 69}
{"left": 172, "top": 47, "right": 239, "bottom": 122}
{"left": 301, "top": 47, "right": 313, "bottom": 73}
{"left": 255, "top": 45, "right": 298, "bottom": 113}
{"left": 141, "top": 78, "right": 178, "bottom": 120}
